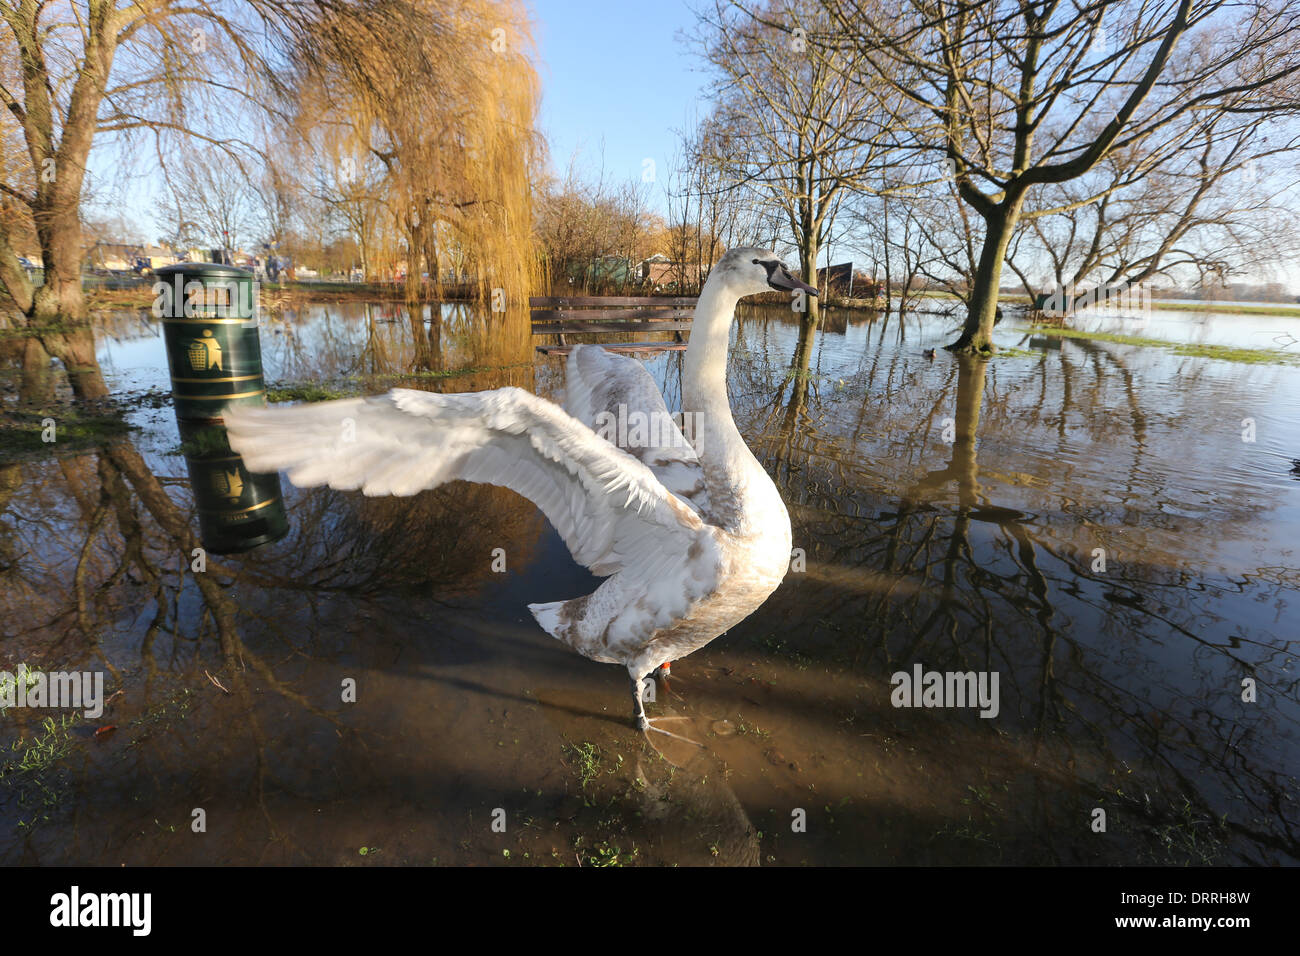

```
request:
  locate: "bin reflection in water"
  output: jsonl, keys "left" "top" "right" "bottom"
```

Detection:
{"left": 177, "top": 422, "right": 289, "bottom": 554}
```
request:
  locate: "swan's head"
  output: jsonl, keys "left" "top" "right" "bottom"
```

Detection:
{"left": 710, "top": 247, "right": 819, "bottom": 299}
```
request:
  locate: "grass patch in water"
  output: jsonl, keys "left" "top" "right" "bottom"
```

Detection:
{"left": 1168, "top": 343, "right": 1296, "bottom": 364}
{"left": 122, "top": 687, "right": 194, "bottom": 746}
{"left": 0, "top": 406, "right": 135, "bottom": 461}
{"left": 1030, "top": 327, "right": 1300, "bottom": 366}
{"left": 392, "top": 361, "right": 535, "bottom": 381}
{"left": 999, "top": 294, "right": 1300, "bottom": 317}
{"left": 1149, "top": 301, "right": 1300, "bottom": 318}
{"left": 563, "top": 741, "right": 607, "bottom": 796}
{"left": 0, "top": 713, "right": 82, "bottom": 830}
{"left": 265, "top": 383, "right": 358, "bottom": 404}
{"left": 0, "top": 665, "right": 41, "bottom": 709}
{"left": 573, "top": 836, "right": 638, "bottom": 867}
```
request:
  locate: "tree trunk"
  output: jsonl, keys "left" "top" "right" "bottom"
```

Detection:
{"left": 18, "top": 335, "right": 54, "bottom": 405}
{"left": 882, "top": 197, "right": 892, "bottom": 317}
{"left": 404, "top": 221, "right": 423, "bottom": 304}
{"left": 951, "top": 355, "right": 987, "bottom": 507}
{"left": 947, "top": 198, "right": 1022, "bottom": 354}
{"left": 31, "top": 212, "right": 108, "bottom": 400}
{"left": 426, "top": 224, "right": 443, "bottom": 301}
{"left": 798, "top": 236, "right": 820, "bottom": 331}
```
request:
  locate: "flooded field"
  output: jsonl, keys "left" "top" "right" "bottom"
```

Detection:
{"left": 1, "top": 301, "right": 1297, "bottom": 865}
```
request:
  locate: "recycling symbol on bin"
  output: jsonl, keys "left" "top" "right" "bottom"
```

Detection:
{"left": 186, "top": 329, "right": 223, "bottom": 371}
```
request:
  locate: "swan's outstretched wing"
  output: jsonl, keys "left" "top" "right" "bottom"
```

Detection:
{"left": 223, "top": 386, "right": 706, "bottom": 580}
{"left": 564, "top": 345, "right": 708, "bottom": 513}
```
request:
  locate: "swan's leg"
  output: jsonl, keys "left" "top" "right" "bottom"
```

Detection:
{"left": 630, "top": 671, "right": 650, "bottom": 731}
{"left": 629, "top": 669, "right": 703, "bottom": 747}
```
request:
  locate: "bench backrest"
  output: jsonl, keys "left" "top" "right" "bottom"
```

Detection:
{"left": 529, "top": 296, "right": 696, "bottom": 334}
{"left": 530, "top": 295, "right": 698, "bottom": 354}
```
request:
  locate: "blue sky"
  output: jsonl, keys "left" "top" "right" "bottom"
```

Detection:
{"left": 527, "top": 0, "right": 707, "bottom": 208}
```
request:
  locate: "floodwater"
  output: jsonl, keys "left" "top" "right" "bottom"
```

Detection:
{"left": 1, "top": 300, "right": 1297, "bottom": 865}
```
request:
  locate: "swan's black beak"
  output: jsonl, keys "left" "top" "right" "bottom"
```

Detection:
{"left": 763, "top": 261, "right": 818, "bottom": 296}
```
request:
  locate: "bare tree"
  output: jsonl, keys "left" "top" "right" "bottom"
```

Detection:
{"left": 1006, "top": 116, "right": 1300, "bottom": 310}
{"left": 302, "top": 143, "right": 386, "bottom": 279}
{"left": 823, "top": 0, "right": 1300, "bottom": 353}
{"left": 693, "top": 0, "right": 892, "bottom": 329}
{"left": 253, "top": 137, "right": 300, "bottom": 265}
{"left": 167, "top": 149, "right": 259, "bottom": 257}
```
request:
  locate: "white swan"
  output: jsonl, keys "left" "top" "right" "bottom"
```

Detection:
{"left": 223, "top": 247, "right": 816, "bottom": 740}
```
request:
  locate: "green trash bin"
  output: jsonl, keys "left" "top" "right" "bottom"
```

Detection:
{"left": 155, "top": 263, "right": 264, "bottom": 422}
{"left": 155, "top": 263, "right": 288, "bottom": 553}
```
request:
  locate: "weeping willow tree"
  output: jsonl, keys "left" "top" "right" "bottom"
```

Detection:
{"left": 291, "top": 0, "right": 541, "bottom": 306}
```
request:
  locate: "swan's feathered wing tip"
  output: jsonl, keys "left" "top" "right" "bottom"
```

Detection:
{"left": 222, "top": 401, "right": 291, "bottom": 473}
{"left": 222, "top": 397, "right": 367, "bottom": 481}
{"left": 528, "top": 600, "right": 565, "bottom": 640}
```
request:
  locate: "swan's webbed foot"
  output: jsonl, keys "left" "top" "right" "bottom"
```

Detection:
{"left": 641, "top": 716, "right": 704, "bottom": 747}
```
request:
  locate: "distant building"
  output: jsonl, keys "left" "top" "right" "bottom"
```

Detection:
{"left": 639, "top": 254, "right": 676, "bottom": 285}
{"left": 87, "top": 241, "right": 139, "bottom": 271}
{"left": 142, "top": 246, "right": 180, "bottom": 270}
{"left": 853, "top": 272, "right": 885, "bottom": 298}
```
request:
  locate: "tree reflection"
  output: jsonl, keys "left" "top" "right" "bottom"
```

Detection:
{"left": 0, "top": 303, "right": 548, "bottom": 859}
{"left": 734, "top": 307, "right": 1298, "bottom": 863}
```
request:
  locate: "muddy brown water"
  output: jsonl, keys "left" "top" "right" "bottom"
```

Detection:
{"left": 0, "top": 300, "right": 1297, "bottom": 865}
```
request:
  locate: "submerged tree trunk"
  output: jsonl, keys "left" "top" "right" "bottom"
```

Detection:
{"left": 947, "top": 196, "right": 1022, "bottom": 355}
{"left": 18, "top": 336, "right": 55, "bottom": 406}
{"left": 409, "top": 304, "right": 434, "bottom": 371}
{"left": 31, "top": 211, "right": 109, "bottom": 400}
{"left": 950, "top": 355, "right": 987, "bottom": 506}
{"left": 797, "top": 234, "right": 820, "bottom": 332}
{"left": 882, "top": 195, "right": 892, "bottom": 317}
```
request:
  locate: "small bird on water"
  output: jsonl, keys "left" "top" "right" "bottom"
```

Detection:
{"left": 225, "top": 248, "right": 814, "bottom": 744}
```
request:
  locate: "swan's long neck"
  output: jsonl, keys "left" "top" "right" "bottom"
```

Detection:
{"left": 683, "top": 280, "right": 786, "bottom": 536}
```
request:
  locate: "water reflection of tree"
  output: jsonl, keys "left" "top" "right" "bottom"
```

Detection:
{"left": 1, "top": 306, "right": 551, "bottom": 850}
{"left": 0, "top": 434, "right": 332, "bottom": 838}
{"left": 242, "top": 300, "right": 533, "bottom": 385}
{"left": 732, "top": 308, "right": 1297, "bottom": 862}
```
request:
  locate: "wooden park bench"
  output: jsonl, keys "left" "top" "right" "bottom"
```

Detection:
{"left": 531, "top": 295, "right": 695, "bottom": 355}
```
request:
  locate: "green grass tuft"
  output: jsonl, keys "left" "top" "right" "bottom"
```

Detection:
{"left": 1029, "top": 327, "right": 1300, "bottom": 366}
